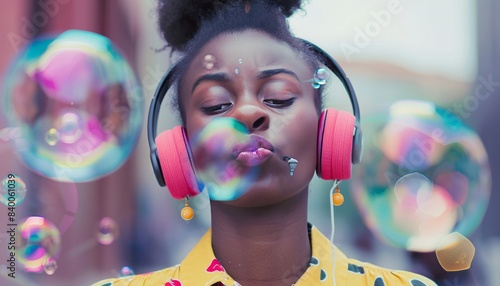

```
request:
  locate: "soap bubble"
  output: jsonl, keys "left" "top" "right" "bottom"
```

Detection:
{"left": 97, "top": 217, "right": 119, "bottom": 245}
{"left": 2, "top": 30, "right": 143, "bottom": 182}
{"left": 43, "top": 258, "right": 58, "bottom": 275}
{"left": 17, "top": 217, "right": 61, "bottom": 273}
{"left": 190, "top": 117, "right": 258, "bottom": 201}
{"left": 120, "top": 266, "right": 135, "bottom": 277}
{"left": 1, "top": 174, "right": 27, "bottom": 206}
{"left": 352, "top": 100, "right": 491, "bottom": 252}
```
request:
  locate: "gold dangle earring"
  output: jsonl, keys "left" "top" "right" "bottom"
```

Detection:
{"left": 332, "top": 185, "right": 344, "bottom": 206}
{"left": 181, "top": 196, "right": 194, "bottom": 220}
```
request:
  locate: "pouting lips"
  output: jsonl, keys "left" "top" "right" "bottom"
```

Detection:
{"left": 232, "top": 134, "right": 275, "bottom": 166}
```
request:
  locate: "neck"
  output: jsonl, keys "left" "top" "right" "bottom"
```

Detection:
{"left": 210, "top": 189, "right": 311, "bottom": 286}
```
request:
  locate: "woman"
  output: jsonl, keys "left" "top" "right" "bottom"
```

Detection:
{"left": 94, "top": 0, "right": 437, "bottom": 285}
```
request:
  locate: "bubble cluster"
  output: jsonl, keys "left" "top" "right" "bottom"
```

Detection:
{"left": 352, "top": 100, "right": 491, "bottom": 252}
{"left": 97, "top": 217, "right": 119, "bottom": 245}
{"left": 17, "top": 217, "right": 61, "bottom": 273}
{"left": 1, "top": 174, "right": 27, "bottom": 206}
{"left": 190, "top": 117, "right": 258, "bottom": 201}
{"left": 2, "top": 30, "right": 143, "bottom": 182}
{"left": 311, "top": 68, "right": 328, "bottom": 89}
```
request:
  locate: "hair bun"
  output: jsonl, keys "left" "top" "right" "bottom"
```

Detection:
{"left": 158, "top": 0, "right": 304, "bottom": 50}
{"left": 271, "top": 0, "right": 303, "bottom": 17}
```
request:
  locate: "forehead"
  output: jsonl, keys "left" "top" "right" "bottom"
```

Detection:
{"left": 183, "top": 30, "right": 312, "bottom": 79}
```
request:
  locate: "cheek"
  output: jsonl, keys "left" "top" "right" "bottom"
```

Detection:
{"left": 283, "top": 107, "right": 319, "bottom": 162}
{"left": 184, "top": 111, "right": 208, "bottom": 140}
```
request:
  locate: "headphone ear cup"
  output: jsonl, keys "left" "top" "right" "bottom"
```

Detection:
{"left": 155, "top": 126, "right": 201, "bottom": 199}
{"left": 317, "top": 108, "right": 356, "bottom": 180}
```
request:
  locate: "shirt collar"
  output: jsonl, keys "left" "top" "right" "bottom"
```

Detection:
{"left": 177, "top": 224, "right": 348, "bottom": 286}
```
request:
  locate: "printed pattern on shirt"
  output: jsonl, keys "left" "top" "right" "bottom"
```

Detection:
{"left": 165, "top": 278, "right": 182, "bottom": 286}
{"left": 91, "top": 225, "right": 437, "bottom": 286}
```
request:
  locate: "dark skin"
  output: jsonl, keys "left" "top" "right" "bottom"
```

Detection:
{"left": 179, "top": 30, "right": 320, "bottom": 286}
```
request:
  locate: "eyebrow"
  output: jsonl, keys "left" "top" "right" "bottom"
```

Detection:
{"left": 257, "top": 68, "right": 299, "bottom": 81}
{"left": 191, "top": 68, "right": 300, "bottom": 92}
{"left": 192, "top": 73, "right": 231, "bottom": 92}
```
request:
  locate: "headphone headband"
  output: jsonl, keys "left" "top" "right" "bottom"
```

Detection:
{"left": 148, "top": 39, "right": 362, "bottom": 186}
{"left": 300, "top": 39, "right": 361, "bottom": 128}
{"left": 148, "top": 64, "right": 179, "bottom": 186}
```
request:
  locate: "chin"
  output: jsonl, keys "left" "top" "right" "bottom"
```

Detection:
{"left": 220, "top": 173, "right": 312, "bottom": 208}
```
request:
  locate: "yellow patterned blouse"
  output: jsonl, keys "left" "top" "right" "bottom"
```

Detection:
{"left": 92, "top": 225, "right": 437, "bottom": 286}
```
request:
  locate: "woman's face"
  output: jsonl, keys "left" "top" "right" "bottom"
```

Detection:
{"left": 179, "top": 30, "right": 319, "bottom": 207}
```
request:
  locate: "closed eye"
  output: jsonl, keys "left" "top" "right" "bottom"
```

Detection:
{"left": 200, "top": 103, "right": 233, "bottom": 115}
{"left": 264, "top": 98, "right": 295, "bottom": 108}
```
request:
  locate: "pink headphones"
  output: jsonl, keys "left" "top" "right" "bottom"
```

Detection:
{"left": 148, "top": 39, "right": 362, "bottom": 199}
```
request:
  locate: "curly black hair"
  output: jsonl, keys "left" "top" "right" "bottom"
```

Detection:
{"left": 157, "top": 0, "right": 321, "bottom": 121}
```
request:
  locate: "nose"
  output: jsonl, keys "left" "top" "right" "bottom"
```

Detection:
{"left": 230, "top": 100, "right": 270, "bottom": 132}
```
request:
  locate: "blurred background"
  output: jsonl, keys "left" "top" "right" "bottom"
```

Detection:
{"left": 0, "top": 0, "right": 498, "bottom": 285}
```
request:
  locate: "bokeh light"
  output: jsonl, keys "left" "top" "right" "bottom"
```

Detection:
{"left": 97, "top": 217, "right": 119, "bottom": 245}
{"left": 435, "top": 232, "right": 475, "bottom": 272}
{"left": 190, "top": 117, "right": 258, "bottom": 201}
{"left": 1, "top": 29, "right": 143, "bottom": 182}
{"left": 352, "top": 100, "right": 491, "bottom": 252}
{"left": 1, "top": 174, "right": 27, "bottom": 206}
{"left": 17, "top": 216, "right": 61, "bottom": 273}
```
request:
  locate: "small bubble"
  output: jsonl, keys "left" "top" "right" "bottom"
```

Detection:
{"left": 315, "top": 68, "right": 328, "bottom": 80}
{"left": 311, "top": 82, "right": 321, "bottom": 89}
{"left": 45, "top": 128, "right": 60, "bottom": 146}
{"left": 238, "top": 58, "right": 243, "bottom": 64}
{"left": 18, "top": 217, "right": 61, "bottom": 273}
{"left": 58, "top": 112, "right": 83, "bottom": 144}
{"left": 234, "top": 68, "right": 239, "bottom": 75}
{"left": 203, "top": 54, "right": 216, "bottom": 69}
{"left": 315, "top": 78, "right": 327, "bottom": 85}
{"left": 43, "top": 258, "right": 57, "bottom": 275}
{"left": 1, "top": 175, "right": 27, "bottom": 206}
{"left": 120, "top": 266, "right": 134, "bottom": 277}
{"left": 97, "top": 217, "right": 119, "bottom": 245}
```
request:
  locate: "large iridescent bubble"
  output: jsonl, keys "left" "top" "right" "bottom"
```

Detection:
{"left": 190, "top": 117, "right": 258, "bottom": 201}
{"left": 17, "top": 216, "right": 61, "bottom": 273}
{"left": 352, "top": 100, "right": 491, "bottom": 252}
{"left": 1, "top": 30, "right": 143, "bottom": 182}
